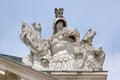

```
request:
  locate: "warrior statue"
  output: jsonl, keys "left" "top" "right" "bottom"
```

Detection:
{"left": 20, "top": 8, "right": 105, "bottom": 71}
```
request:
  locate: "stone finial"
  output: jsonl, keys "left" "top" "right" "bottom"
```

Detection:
{"left": 55, "top": 8, "right": 64, "bottom": 18}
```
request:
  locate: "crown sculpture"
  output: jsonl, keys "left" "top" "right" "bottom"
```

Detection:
{"left": 20, "top": 8, "right": 105, "bottom": 71}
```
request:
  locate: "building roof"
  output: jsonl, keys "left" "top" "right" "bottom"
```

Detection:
{"left": 0, "top": 54, "right": 22, "bottom": 63}
{"left": 0, "top": 54, "right": 57, "bottom": 80}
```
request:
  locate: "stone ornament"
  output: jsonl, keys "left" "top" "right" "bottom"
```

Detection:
{"left": 20, "top": 8, "right": 105, "bottom": 71}
{"left": 5, "top": 71, "right": 21, "bottom": 80}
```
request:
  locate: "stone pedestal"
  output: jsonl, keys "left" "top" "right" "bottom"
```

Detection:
{"left": 43, "top": 70, "right": 108, "bottom": 80}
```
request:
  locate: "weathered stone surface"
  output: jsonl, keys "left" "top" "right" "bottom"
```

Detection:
{"left": 46, "top": 71, "right": 108, "bottom": 80}
{"left": 0, "top": 55, "right": 57, "bottom": 80}
{"left": 20, "top": 8, "right": 105, "bottom": 71}
{"left": 0, "top": 55, "right": 108, "bottom": 80}
{"left": 5, "top": 70, "right": 21, "bottom": 80}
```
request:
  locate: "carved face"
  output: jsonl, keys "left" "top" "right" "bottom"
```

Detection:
{"left": 53, "top": 19, "right": 67, "bottom": 34}
{"left": 56, "top": 21, "right": 64, "bottom": 33}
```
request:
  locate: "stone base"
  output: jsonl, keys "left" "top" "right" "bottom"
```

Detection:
{"left": 43, "top": 70, "right": 108, "bottom": 80}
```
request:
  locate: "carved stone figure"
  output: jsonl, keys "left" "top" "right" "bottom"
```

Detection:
{"left": 49, "top": 27, "right": 81, "bottom": 70}
{"left": 84, "top": 47, "right": 105, "bottom": 70}
{"left": 20, "top": 8, "right": 105, "bottom": 71}
{"left": 95, "top": 47, "right": 105, "bottom": 69}
{"left": 20, "top": 22, "right": 43, "bottom": 53}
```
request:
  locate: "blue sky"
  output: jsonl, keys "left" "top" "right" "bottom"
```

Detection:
{"left": 0, "top": 0, "right": 120, "bottom": 80}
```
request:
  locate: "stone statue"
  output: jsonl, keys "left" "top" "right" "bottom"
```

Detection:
{"left": 20, "top": 22, "right": 51, "bottom": 70}
{"left": 49, "top": 27, "right": 81, "bottom": 70}
{"left": 20, "top": 22, "right": 43, "bottom": 53}
{"left": 20, "top": 8, "right": 105, "bottom": 71}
